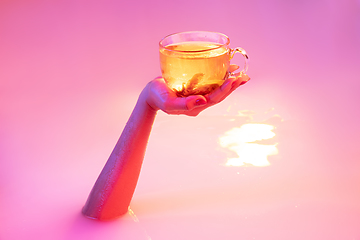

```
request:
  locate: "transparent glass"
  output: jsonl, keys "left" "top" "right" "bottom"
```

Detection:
{"left": 159, "top": 31, "right": 249, "bottom": 97}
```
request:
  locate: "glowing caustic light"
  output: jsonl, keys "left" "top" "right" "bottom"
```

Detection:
{"left": 219, "top": 123, "right": 278, "bottom": 167}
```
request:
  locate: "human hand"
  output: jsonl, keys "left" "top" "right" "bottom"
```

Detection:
{"left": 143, "top": 65, "right": 250, "bottom": 117}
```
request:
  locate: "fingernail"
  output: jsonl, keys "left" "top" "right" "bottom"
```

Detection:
{"left": 240, "top": 78, "right": 250, "bottom": 86}
{"left": 221, "top": 80, "right": 231, "bottom": 91}
{"left": 195, "top": 98, "right": 207, "bottom": 106}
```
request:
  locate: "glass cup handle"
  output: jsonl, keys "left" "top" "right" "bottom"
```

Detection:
{"left": 230, "top": 47, "right": 249, "bottom": 76}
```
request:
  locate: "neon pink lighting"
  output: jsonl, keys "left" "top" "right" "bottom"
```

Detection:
{"left": 1, "top": 0, "right": 360, "bottom": 239}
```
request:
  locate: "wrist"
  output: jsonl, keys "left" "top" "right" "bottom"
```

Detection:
{"left": 138, "top": 84, "right": 159, "bottom": 114}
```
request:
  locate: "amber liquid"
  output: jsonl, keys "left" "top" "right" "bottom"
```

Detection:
{"left": 160, "top": 41, "right": 230, "bottom": 97}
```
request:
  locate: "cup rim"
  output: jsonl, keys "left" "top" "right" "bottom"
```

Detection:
{"left": 159, "top": 31, "right": 230, "bottom": 53}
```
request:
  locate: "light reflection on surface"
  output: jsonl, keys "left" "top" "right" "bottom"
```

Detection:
{"left": 128, "top": 208, "right": 152, "bottom": 240}
{"left": 219, "top": 123, "right": 278, "bottom": 167}
{"left": 1, "top": 0, "right": 360, "bottom": 239}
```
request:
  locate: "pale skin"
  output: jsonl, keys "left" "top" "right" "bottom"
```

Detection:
{"left": 82, "top": 65, "right": 250, "bottom": 220}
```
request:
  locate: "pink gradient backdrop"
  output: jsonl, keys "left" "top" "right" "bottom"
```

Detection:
{"left": 1, "top": 0, "right": 360, "bottom": 239}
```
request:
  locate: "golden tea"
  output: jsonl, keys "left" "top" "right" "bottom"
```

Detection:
{"left": 159, "top": 41, "right": 231, "bottom": 97}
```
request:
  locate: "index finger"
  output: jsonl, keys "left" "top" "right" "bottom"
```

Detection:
{"left": 206, "top": 73, "right": 250, "bottom": 104}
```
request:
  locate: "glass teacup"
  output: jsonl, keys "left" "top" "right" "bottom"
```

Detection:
{"left": 159, "top": 31, "right": 249, "bottom": 97}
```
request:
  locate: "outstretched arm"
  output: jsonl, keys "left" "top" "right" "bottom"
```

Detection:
{"left": 82, "top": 67, "right": 250, "bottom": 220}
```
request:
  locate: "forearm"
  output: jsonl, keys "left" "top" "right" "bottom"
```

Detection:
{"left": 82, "top": 87, "right": 157, "bottom": 220}
{"left": 81, "top": 73, "right": 250, "bottom": 220}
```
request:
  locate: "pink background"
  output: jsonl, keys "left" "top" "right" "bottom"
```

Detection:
{"left": 1, "top": 0, "right": 360, "bottom": 239}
